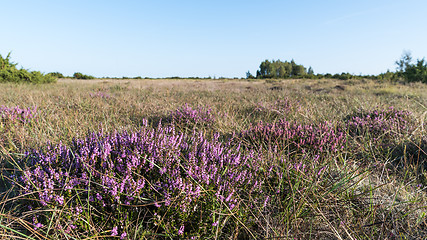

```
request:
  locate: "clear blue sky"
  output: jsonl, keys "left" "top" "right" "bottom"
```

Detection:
{"left": 1, "top": 0, "right": 426, "bottom": 78}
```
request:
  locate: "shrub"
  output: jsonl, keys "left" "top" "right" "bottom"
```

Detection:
{"left": 332, "top": 72, "right": 353, "bottom": 80}
{"left": 73, "top": 72, "right": 95, "bottom": 79}
{"left": 47, "top": 72, "right": 65, "bottom": 78}
{"left": 0, "top": 53, "right": 56, "bottom": 84}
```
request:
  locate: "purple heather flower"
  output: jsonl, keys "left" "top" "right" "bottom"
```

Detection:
{"left": 178, "top": 225, "right": 185, "bottom": 235}
{"left": 263, "top": 196, "right": 270, "bottom": 208}
{"left": 55, "top": 196, "right": 64, "bottom": 205}
{"left": 96, "top": 193, "right": 102, "bottom": 201}
{"left": 111, "top": 226, "right": 118, "bottom": 236}
{"left": 34, "top": 223, "right": 43, "bottom": 230}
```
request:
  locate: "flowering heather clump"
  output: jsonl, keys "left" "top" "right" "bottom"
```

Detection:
{"left": 0, "top": 105, "right": 38, "bottom": 150}
{"left": 169, "top": 104, "right": 215, "bottom": 127}
{"left": 0, "top": 105, "right": 38, "bottom": 126}
{"left": 240, "top": 119, "right": 346, "bottom": 155}
{"left": 18, "top": 120, "right": 264, "bottom": 238}
{"left": 345, "top": 107, "right": 415, "bottom": 140}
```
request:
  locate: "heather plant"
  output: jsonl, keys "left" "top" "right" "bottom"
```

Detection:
{"left": 240, "top": 119, "right": 346, "bottom": 156}
{"left": 345, "top": 107, "right": 415, "bottom": 153}
{"left": 167, "top": 104, "right": 215, "bottom": 130}
{"left": 345, "top": 107, "right": 414, "bottom": 138}
{"left": 11, "top": 122, "right": 391, "bottom": 239}
{"left": 15, "top": 120, "right": 266, "bottom": 238}
{"left": 0, "top": 105, "right": 38, "bottom": 149}
{"left": 0, "top": 105, "right": 38, "bottom": 126}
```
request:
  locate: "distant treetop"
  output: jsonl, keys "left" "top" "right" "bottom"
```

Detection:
{"left": 255, "top": 59, "right": 310, "bottom": 79}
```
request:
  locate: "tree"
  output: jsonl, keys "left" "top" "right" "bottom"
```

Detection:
{"left": 403, "top": 58, "right": 427, "bottom": 83}
{"left": 395, "top": 51, "right": 427, "bottom": 83}
{"left": 395, "top": 51, "right": 412, "bottom": 72}
{"left": 255, "top": 59, "right": 307, "bottom": 79}
{"left": 292, "top": 65, "right": 306, "bottom": 77}
{"left": 246, "top": 71, "right": 255, "bottom": 79}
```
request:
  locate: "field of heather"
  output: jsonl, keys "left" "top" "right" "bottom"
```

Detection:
{"left": 1, "top": 78, "right": 427, "bottom": 239}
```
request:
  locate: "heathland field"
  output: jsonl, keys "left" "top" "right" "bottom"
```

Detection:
{"left": 1, "top": 78, "right": 427, "bottom": 239}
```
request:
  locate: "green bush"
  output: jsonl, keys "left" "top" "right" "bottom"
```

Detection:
{"left": 377, "top": 70, "right": 396, "bottom": 81}
{"left": 332, "top": 72, "right": 353, "bottom": 80}
{"left": 73, "top": 72, "right": 95, "bottom": 79}
{"left": 0, "top": 53, "right": 56, "bottom": 84}
{"left": 403, "top": 59, "right": 427, "bottom": 83}
{"left": 47, "top": 72, "right": 65, "bottom": 78}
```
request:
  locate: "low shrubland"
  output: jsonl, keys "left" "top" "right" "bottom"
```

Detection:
{"left": 0, "top": 78, "right": 426, "bottom": 239}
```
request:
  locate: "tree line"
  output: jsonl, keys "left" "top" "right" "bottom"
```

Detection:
{"left": 248, "top": 53, "right": 427, "bottom": 83}
{"left": 247, "top": 59, "right": 312, "bottom": 79}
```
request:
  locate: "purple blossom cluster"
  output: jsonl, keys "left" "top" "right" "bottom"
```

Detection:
{"left": 241, "top": 119, "right": 346, "bottom": 154}
{"left": 0, "top": 105, "right": 38, "bottom": 125}
{"left": 19, "top": 120, "right": 264, "bottom": 237}
{"left": 169, "top": 104, "right": 215, "bottom": 127}
{"left": 345, "top": 107, "right": 414, "bottom": 140}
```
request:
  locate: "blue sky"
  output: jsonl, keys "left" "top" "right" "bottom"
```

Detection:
{"left": 1, "top": 0, "right": 426, "bottom": 78}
